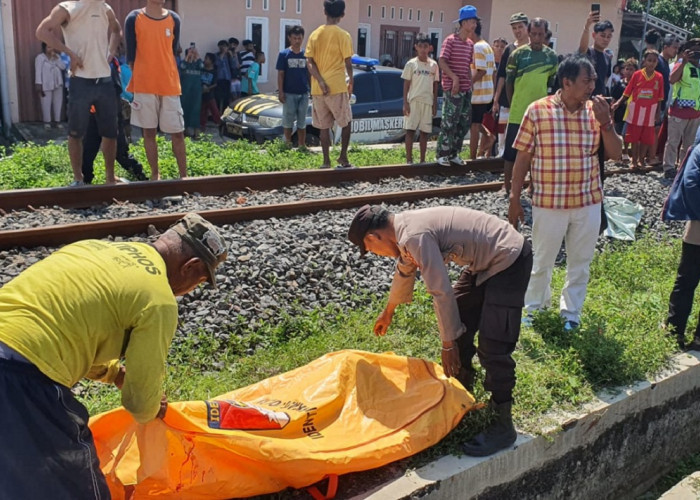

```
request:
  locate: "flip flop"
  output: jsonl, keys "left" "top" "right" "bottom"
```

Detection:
{"left": 335, "top": 163, "right": 357, "bottom": 169}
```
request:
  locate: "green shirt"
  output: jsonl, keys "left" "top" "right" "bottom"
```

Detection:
{"left": 0, "top": 240, "right": 178, "bottom": 423}
{"left": 506, "top": 45, "right": 558, "bottom": 125}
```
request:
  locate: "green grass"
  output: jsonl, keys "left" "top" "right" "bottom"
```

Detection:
{"left": 638, "top": 452, "right": 700, "bottom": 499}
{"left": 0, "top": 137, "right": 408, "bottom": 189}
{"left": 78, "top": 235, "right": 688, "bottom": 467}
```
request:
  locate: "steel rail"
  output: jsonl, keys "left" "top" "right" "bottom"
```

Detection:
{"left": 0, "top": 181, "right": 506, "bottom": 250}
{"left": 0, "top": 162, "right": 653, "bottom": 251}
{"left": 0, "top": 159, "right": 504, "bottom": 212}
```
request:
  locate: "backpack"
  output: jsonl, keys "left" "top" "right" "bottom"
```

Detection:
{"left": 90, "top": 350, "right": 475, "bottom": 499}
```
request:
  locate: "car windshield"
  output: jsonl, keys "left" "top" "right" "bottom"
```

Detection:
{"left": 377, "top": 72, "right": 403, "bottom": 101}
{"left": 353, "top": 73, "right": 378, "bottom": 104}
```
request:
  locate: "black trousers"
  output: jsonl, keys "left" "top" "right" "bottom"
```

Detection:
{"left": 215, "top": 79, "right": 231, "bottom": 115}
{"left": 667, "top": 241, "right": 700, "bottom": 342}
{"left": 82, "top": 104, "right": 146, "bottom": 184}
{"left": 0, "top": 359, "right": 111, "bottom": 499}
{"left": 598, "top": 133, "right": 609, "bottom": 234}
{"left": 453, "top": 241, "right": 533, "bottom": 403}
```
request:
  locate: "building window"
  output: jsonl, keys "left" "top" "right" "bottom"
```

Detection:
{"left": 417, "top": 9, "right": 421, "bottom": 21}
{"left": 296, "top": 0, "right": 302, "bottom": 14}
{"left": 246, "top": 0, "right": 252, "bottom": 9}
{"left": 390, "top": 6, "right": 395, "bottom": 19}
{"left": 263, "top": 0, "right": 269, "bottom": 10}
{"left": 399, "top": 7, "right": 403, "bottom": 20}
{"left": 367, "top": 4, "right": 371, "bottom": 17}
{"left": 280, "top": 0, "right": 286, "bottom": 12}
{"left": 408, "top": 8, "right": 412, "bottom": 21}
{"left": 440, "top": 11, "right": 444, "bottom": 23}
{"left": 429, "top": 10, "right": 434, "bottom": 22}
{"left": 381, "top": 5, "right": 386, "bottom": 18}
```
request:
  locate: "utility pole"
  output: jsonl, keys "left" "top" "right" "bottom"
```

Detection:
{"left": 640, "top": 0, "right": 652, "bottom": 60}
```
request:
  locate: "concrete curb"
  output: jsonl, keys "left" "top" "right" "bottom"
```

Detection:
{"left": 353, "top": 351, "right": 700, "bottom": 500}
{"left": 659, "top": 471, "right": 700, "bottom": 499}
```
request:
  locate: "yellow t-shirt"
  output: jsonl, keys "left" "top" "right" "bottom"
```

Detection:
{"left": 0, "top": 240, "right": 178, "bottom": 423}
{"left": 305, "top": 24, "right": 353, "bottom": 96}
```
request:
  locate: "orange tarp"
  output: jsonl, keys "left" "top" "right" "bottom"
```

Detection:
{"left": 90, "top": 349, "right": 475, "bottom": 499}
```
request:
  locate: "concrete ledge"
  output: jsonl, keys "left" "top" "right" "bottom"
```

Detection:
{"left": 659, "top": 471, "right": 700, "bottom": 499}
{"left": 353, "top": 351, "right": 700, "bottom": 500}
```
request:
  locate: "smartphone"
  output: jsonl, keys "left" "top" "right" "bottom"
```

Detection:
{"left": 591, "top": 3, "right": 600, "bottom": 13}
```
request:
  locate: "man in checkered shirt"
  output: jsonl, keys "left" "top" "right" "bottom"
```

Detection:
{"left": 508, "top": 54, "right": 622, "bottom": 331}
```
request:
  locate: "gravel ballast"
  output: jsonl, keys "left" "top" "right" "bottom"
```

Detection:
{"left": 0, "top": 170, "right": 685, "bottom": 344}
{"left": 0, "top": 172, "right": 499, "bottom": 231}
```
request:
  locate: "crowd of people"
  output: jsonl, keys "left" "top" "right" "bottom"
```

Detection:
{"left": 32, "top": 0, "right": 700, "bottom": 185}
{"left": 7, "top": 1, "right": 699, "bottom": 496}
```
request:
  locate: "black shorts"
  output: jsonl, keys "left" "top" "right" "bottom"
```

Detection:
{"left": 0, "top": 358, "right": 110, "bottom": 499}
{"left": 471, "top": 102, "right": 493, "bottom": 125}
{"left": 68, "top": 76, "right": 118, "bottom": 139}
{"left": 502, "top": 123, "right": 521, "bottom": 162}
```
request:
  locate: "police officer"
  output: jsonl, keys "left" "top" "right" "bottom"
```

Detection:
{"left": 347, "top": 205, "right": 532, "bottom": 456}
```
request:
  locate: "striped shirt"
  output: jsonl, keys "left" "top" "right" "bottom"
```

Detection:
{"left": 471, "top": 40, "right": 495, "bottom": 104}
{"left": 513, "top": 91, "right": 603, "bottom": 210}
{"left": 239, "top": 50, "right": 256, "bottom": 75}
{"left": 439, "top": 33, "right": 473, "bottom": 93}
{"left": 623, "top": 69, "right": 664, "bottom": 127}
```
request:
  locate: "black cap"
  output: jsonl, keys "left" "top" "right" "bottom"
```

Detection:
{"left": 347, "top": 204, "right": 387, "bottom": 256}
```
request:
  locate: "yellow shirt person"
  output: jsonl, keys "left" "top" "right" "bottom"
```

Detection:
{"left": 0, "top": 240, "right": 178, "bottom": 422}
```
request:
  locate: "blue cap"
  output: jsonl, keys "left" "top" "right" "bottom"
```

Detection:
{"left": 456, "top": 5, "right": 478, "bottom": 23}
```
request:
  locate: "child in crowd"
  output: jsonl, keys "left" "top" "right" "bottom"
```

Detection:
{"left": 242, "top": 51, "right": 265, "bottom": 96}
{"left": 612, "top": 50, "right": 664, "bottom": 170}
{"left": 227, "top": 37, "right": 242, "bottom": 102}
{"left": 200, "top": 53, "right": 222, "bottom": 133}
{"left": 276, "top": 25, "right": 310, "bottom": 149}
{"left": 607, "top": 62, "right": 622, "bottom": 94}
{"left": 611, "top": 58, "right": 637, "bottom": 160}
{"left": 401, "top": 33, "right": 439, "bottom": 164}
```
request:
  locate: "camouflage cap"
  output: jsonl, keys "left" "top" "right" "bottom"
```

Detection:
{"left": 171, "top": 213, "right": 228, "bottom": 288}
{"left": 509, "top": 12, "right": 528, "bottom": 25}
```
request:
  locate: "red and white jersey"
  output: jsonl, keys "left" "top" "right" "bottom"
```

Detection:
{"left": 623, "top": 69, "right": 664, "bottom": 127}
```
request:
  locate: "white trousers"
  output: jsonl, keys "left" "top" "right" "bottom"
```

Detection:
{"left": 525, "top": 203, "right": 601, "bottom": 323}
{"left": 40, "top": 88, "right": 63, "bottom": 123}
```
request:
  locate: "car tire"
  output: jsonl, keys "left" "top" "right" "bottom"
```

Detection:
{"left": 306, "top": 133, "right": 321, "bottom": 147}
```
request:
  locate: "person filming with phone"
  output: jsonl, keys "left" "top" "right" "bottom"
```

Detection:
{"left": 663, "top": 39, "right": 700, "bottom": 179}
{"left": 578, "top": 4, "right": 614, "bottom": 98}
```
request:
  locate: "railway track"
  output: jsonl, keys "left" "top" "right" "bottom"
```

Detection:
{"left": 0, "top": 159, "right": 651, "bottom": 250}
{"left": 0, "top": 159, "right": 503, "bottom": 213}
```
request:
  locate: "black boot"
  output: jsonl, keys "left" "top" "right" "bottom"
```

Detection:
{"left": 686, "top": 336, "right": 700, "bottom": 352}
{"left": 462, "top": 400, "right": 517, "bottom": 456}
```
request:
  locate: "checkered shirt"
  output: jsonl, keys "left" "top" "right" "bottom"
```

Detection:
{"left": 513, "top": 91, "right": 604, "bottom": 210}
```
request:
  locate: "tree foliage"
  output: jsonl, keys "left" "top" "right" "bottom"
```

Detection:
{"left": 627, "top": 0, "right": 700, "bottom": 37}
